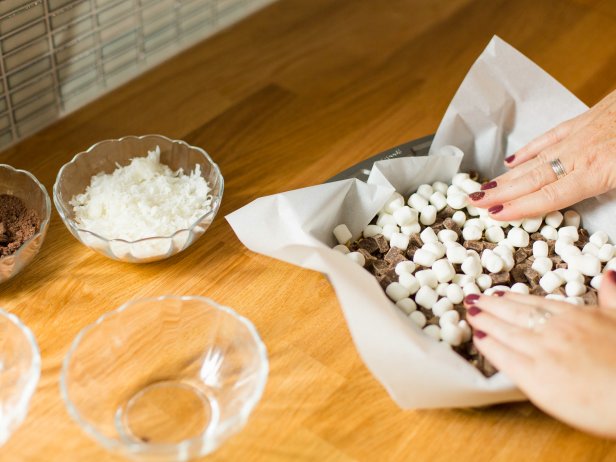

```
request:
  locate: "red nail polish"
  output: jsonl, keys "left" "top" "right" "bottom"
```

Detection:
{"left": 493, "top": 291, "right": 505, "bottom": 297}
{"left": 475, "top": 330, "right": 487, "bottom": 339}
{"left": 464, "top": 294, "right": 480, "bottom": 304}
{"left": 481, "top": 181, "right": 497, "bottom": 190}
{"left": 468, "top": 306, "right": 482, "bottom": 316}
{"left": 489, "top": 204, "right": 504, "bottom": 214}
{"left": 608, "top": 270, "right": 616, "bottom": 284}
{"left": 505, "top": 155, "right": 515, "bottom": 163}
{"left": 469, "top": 191, "right": 485, "bottom": 201}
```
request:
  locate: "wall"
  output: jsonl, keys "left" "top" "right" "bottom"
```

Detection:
{"left": 0, "top": 0, "right": 275, "bottom": 152}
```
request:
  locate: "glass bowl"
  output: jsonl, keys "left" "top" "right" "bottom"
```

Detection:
{"left": 0, "top": 164, "right": 51, "bottom": 283}
{"left": 61, "top": 296, "right": 269, "bottom": 461}
{"left": 52, "top": 135, "right": 224, "bottom": 263}
{"left": 0, "top": 308, "right": 41, "bottom": 446}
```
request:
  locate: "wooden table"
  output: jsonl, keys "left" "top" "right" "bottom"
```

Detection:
{"left": 1, "top": 0, "right": 616, "bottom": 460}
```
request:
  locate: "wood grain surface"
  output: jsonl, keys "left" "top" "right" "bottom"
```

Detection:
{"left": 1, "top": 0, "right": 616, "bottom": 460}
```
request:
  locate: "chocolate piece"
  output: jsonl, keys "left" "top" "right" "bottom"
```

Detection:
{"left": 371, "top": 259, "right": 389, "bottom": 274}
{"left": 490, "top": 271, "right": 510, "bottom": 285}
{"left": 468, "top": 170, "right": 480, "bottom": 181}
{"left": 582, "top": 289, "right": 598, "bottom": 305}
{"left": 406, "top": 246, "right": 418, "bottom": 260}
{"left": 437, "top": 206, "right": 456, "bottom": 219}
{"left": 550, "top": 255, "right": 563, "bottom": 266}
{"left": 578, "top": 228, "right": 590, "bottom": 246}
{"left": 464, "top": 240, "right": 496, "bottom": 252}
{"left": 524, "top": 267, "right": 541, "bottom": 285}
{"left": 443, "top": 218, "right": 461, "bottom": 236}
{"left": 384, "top": 247, "right": 407, "bottom": 266}
{"left": 556, "top": 261, "right": 568, "bottom": 269}
{"left": 530, "top": 285, "right": 547, "bottom": 296}
{"left": 431, "top": 222, "right": 445, "bottom": 233}
{"left": 357, "top": 248, "right": 376, "bottom": 268}
{"left": 478, "top": 354, "right": 498, "bottom": 377}
{"left": 357, "top": 237, "right": 379, "bottom": 255}
{"left": 514, "top": 247, "right": 532, "bottom": 264}
{"left": 373, "top": 234, "right": 389, "bottom": 254}
{"left": 530, "top": 232, "right": 545, "bottom": 241}
{"left": 547, "top": 240, "right": 556, "bottom": 256}
{"left": 409, "top": 233, "right": 423, "bottom": 248}
{"left": 376, "top": 273, "right": 395, "bottom": 290}
{"left": 553, "top": 286, "right": 566, "bottom": 296}
{"left": 511, "top": 265, "right": 527, "bottom": 283}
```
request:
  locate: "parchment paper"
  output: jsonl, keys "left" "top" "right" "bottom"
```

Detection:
{"left": 227, "top": 36, "right": 614, "bottom": 408}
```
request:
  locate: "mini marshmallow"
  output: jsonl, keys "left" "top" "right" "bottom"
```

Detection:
{"left": 498, "top": 239, "right": 515, "bottom": 253}
{"left": 333, "top": 224, "right": 352, "bottom": 244}
{"left": 393, "top": 206, "right": 419, "bottom": 226}
{"left": 493, "top": 245, "right": 513, "bottom": 259}
{"left": 464, "top": 218, "right": 485, "bottom": 231}
{"left": 485, "top": 226, "right": 505, "bottom": 243}
{"left": 416, "top": 269, "right": 438, "bottom": 289}
{"left": 383, "top": 192, "right": 405, "bottom": 214}
{"left": 439, "top": 310, "right": 460, "bottom": 326}
{"left": 432, "top": 259, "right": 455, "bottom": 283}
{"left": 452, "top": 172, "right": 470, "bottom": 187}
{"left": 606, "top": 258, "right": 616, "bottom": 271}
{"left": 446, "top": 283, "right": 464, "bottom": 304}
{"left": 420, "top": 227, "right": 439, "bottom": 244}
{"left": 396, "top": 298, "right": 417, "bottom": 315}
{"left": 540, "top": 225, "right": 559, "bottom": 240}
{"left": 429, "top": 191, "right": 448, "bottom": 212}
{"left": 346, "top": 251, "right": 365, "bottom": 266}
{"left": 476, "top": 274, "right": 493, "bottom": 291}
{"left": 423, "top": 242, "right": 446, "bottom": 259}
{"left": 423, "top": 325, "right": 442, "bottom": 340}
{"left": 447, "top": 194, "right": 468, "bottom": 210}
{"left": 452, "top": 211, "right": 466, "bottom": 227}
{"left": 507, "top": 227, "right": 530, "bottom": 248}
{"left": 363, "top": 224, "right": 382, "bottom": 238}
{"left": 398, "top": 273, "right": 420, "bottom": 295}
{"left": 376, "top": 213, "right": 397, "bottom": 227}
{"left": 582, "top": 242, "right": 600, "bottom": 256}
{"left": 589, "top": 230, "right": 609, "bottom": 247}
{"left": 499, "top": 252, "right": 516, "bottom": 273}
{"left": 558, "top": 226, "right": 579, "bottom": 243}
{"left": 413, "top": 248, "right": 438, "bottom": 267}
{"left": 436, "top": 283, "right": 449, "bottom": 297}
{"left": 511, "top": 282, "right": 530, "bottom": 294}
{"left": 532, "top": 257, "right": 553, "bottom": 276}
{"left": 565, "top": 281, "right": 586, "bottom": 297}
{"left": 401, "top": 223, "right": 421, "bottom": 235}
{"left": 447, "top": 184, "right": 464, "bottom": 197}
{"left": 522, "top": 216, "right": 543, "bottom": 233}
{"left": 452, "top": 274, "right": 474, "bottom": 287}
{"left": 382, "top": 224, "right": 400, "bottom": 241}
{"left": 556, "top": 241, "right": 581, "bottom": 261}
{"left": 461, "top": 256, "right": 483, "bottom": 277}
{"left": 390, "top": 232, "right": 410, "bottom": 250}
{"left": 546, "top": 294, "right": 567, "bottom": 301}
{"left": 598, "top": 244, "right": 615, "bottom": 263}
{"left": 420, "top": 205, "right": 437, "bottom": 226}
{"left": 566, "top": 297, "right": 584, "bottom": 306}
{"left": 563, "top": 210, "right": 580, "bottom": 228}
{"left": 561, "top": 268, "right": 584, "bottom": 284}
{"left": 432, "top": 298, "right": 453, "bottom": 317}
{"left": 446, "top": 243, "right": 467, "bottom": 264}
{"left": 415, "top": 286, "right": 438, "bottom": 308}
{"left": 466, "top": 205, "right": 481, "bottom": 217}
{"left": 508, "top": 219, "right": 523, "bottom": 227}
{"left": 590, "top": 275, "right": 603, "bottom": 290}
{"left": 459, "top": 320, "right": 472, "bottom": 343}
{"left": 481, "top": 249, "right": 504, "bottom": 273}
{"left": 417, "top": 184, "right": 434, "bottom": 200}
{"left": 438, "top": 229, "right": 458, "bottom": 243}
{"left": 492, "top": 285, "right": 510, "bottom": 292}
{"left": 567, "top": 254, "right": 602, "bottom": 277}
{"left": 484, "top": 216, "right": 509, "bottom": 229}
{"left": 385, "top": 282, "right": 411, "bottom": 302}
{"left": 533, "top": 240, "right": 549, "bottom": 258}
{"left": 466, "top": 249, "right": 480, "bottom": 260}
{"left": 545, "top": 210, "right": 563, "bottom": 228}
{"left": 333, "top": 244, "right": 350, "bottom": 254}
{"left": 460, "top": 178, "right": 481, "bottom": 194}
{"left": 408, "top": 193, "right": 429, "bottom": 211}
{"left": 462, "top": 225, "right": 483, "bottom": 241}
{"left": 441, "top": 322, "right": 463, "bottom": 346}
{"left": 409, "top": 311, "right": 427, "bottom": 327}
{"left": 539, "top": 271, "right": 564, "bottom": 294}
{"left": 462, "top": 282, "right": 481, "bottom": 296}
{"left": 432, "top": 181, "right": 448, "bottom": 195}
{"left": 395, "top": 261, "right": 416, "bottom": 275}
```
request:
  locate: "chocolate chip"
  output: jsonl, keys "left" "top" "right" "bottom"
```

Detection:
{"left": 514, "top": 247, "right": 531, "bottom": 264}
{"left": 443, "top": 218, "right": 461, "bottom": 236}
{"left": 530, "top": 233, "right": 545, "bottom": 241}
{"left": 490, "top": 271, "right": 510, "bottom": 285}
{"left": 530, "top": 285, "right": 547, "bottom": 296}
{"left": 384, "top": 247, "right": 407, "bottom": 266}
{"left": 582, "top": 289, "right": 598, "bottom": 305}
{"left": 373, "top": 234, "right": 390, "bottom": 253}
{"left": 357, "top": 237, "right": 379, "bottom": 254}
{"left": 357, "top": 248, "right": 376, "bottom": 268}
{"left": 409, "top": 233, "right": 423, "bottom": 248}
{"left": 437, "top": 206, "right": 456, "bottom": 219}
{"left": 524, "top": 267, "right": 541, "bottom": 285}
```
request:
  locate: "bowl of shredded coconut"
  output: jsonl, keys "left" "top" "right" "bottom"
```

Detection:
{"left": 53, "top": 135, "right": 223, "bottom": 263}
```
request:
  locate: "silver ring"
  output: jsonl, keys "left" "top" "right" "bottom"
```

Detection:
{"left": 550, "top": 158, "right": 567, "bottom": 179}
{"left": 528, "top": 307, "right": 553, "bottom": 332}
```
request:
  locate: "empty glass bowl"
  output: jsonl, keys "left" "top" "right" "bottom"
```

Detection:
{"left": 0, "top": 308, "right": 41, "bottom": 446}
{"left": 61, "top": 296, "right": 268, "bottom": 461}
{"left": 0, "top": 165, "right": 51, "bottom": 282}
{"left": 53, "top": 135, "right": 224, "bottom": 263}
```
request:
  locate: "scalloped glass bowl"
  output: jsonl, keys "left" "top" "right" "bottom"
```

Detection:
{"left": 53, "top": 135, "right": 224, "bottom": 263}
{"left": 0, "top": 308, "right": 41, "bottom": 446}
{"left": 0, "top": 165, "right": 51, "bottom": 282}
{"left": 61, "top": 296, "right": 268, "bottom": 461}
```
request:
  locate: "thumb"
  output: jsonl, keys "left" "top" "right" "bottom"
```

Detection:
{"left": 599, "top": 270, "right": 616, "bottom": 309}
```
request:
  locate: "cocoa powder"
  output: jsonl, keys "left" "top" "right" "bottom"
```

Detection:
{"left": 0, "top": 194, "right": 40, "bottom": 257}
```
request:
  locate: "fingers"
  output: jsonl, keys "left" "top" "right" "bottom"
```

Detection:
{"left": 467, "top": 310, "right": 539, "bottom": 357}
{"left": 505, "top": 120, "right": 573, "bottom": 167}
{"left": 472, "top": 333, "right": 534, "bottom": 384}
{"left": 599, "top": 270, "right": 616, "bottom": 309}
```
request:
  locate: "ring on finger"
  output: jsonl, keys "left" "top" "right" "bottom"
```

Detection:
{"left": 528, "top": 306, "right": 554, "bottom": 332}
{"left": 550, "top": 158, "right": 567, "bottom": 179}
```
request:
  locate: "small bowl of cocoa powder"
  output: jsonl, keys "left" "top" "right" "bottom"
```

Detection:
{"left": 0, "top": 165, "right": 51, "bottom": 283}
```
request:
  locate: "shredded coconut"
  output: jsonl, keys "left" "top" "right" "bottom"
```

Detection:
{"left": 70, "top": 146, "right": 213, "bottom": 241}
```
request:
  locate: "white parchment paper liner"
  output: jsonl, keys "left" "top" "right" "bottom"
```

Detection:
{"left": 227, "top": 36, "right": 615, "bottom": 408}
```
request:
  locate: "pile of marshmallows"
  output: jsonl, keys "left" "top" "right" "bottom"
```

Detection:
{"left": 332, "top": 172, "right": 615, "bottom": 347}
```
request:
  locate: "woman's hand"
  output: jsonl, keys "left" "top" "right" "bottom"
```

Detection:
{"left": 468, "top": 89, "right": 616, "bottom": 221}
{"left": 463, "top": 270, "right": 616, "bottom": 438}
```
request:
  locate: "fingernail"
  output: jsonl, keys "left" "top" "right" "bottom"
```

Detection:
{"left": 505, "top": 155, "right": 515, "bottom": 163}
{"left": 468, "top": 306, "right": 482, "bottom": 316}
{"left": 489, "top": 204, "right": 504, "bottom": 214}
{"left": 469, "top": 191, "right": 485, "bottom": 201}
{"left": 464, "top": 294, "right": 480, "bottom": 305}
{"left": 475, "top": 330, "right": 487, "bottom": 339}
{"left": 608, "top": 270, "right": 616, "bottom": 284}
{"left": 493, "top": 291, "right": 505, "bottom": 297}
{"left": 481, "top": 181, "right": 497, "bottom": 190}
